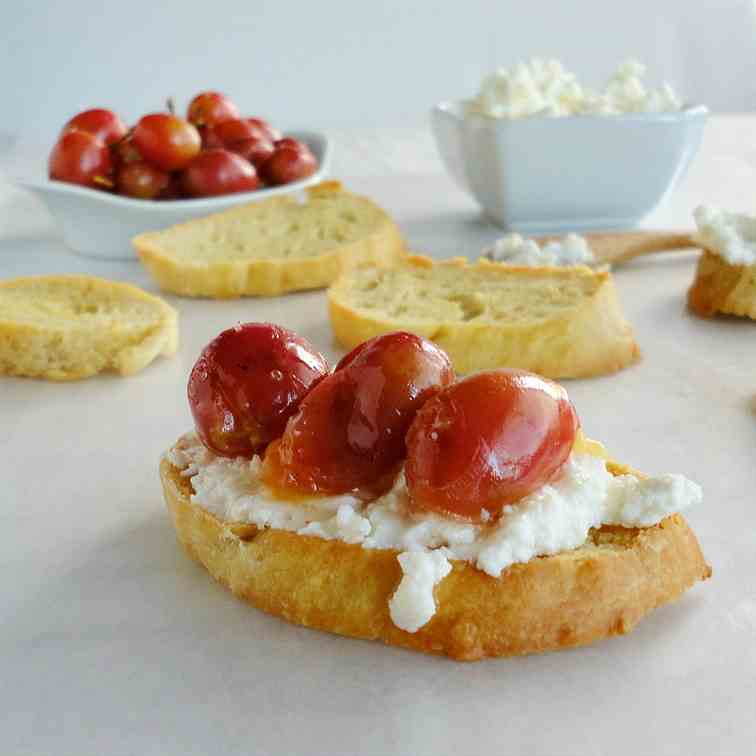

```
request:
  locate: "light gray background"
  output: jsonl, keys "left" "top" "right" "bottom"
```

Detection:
{"left": 4, "top": 0, "right": 756, "bottom": 142}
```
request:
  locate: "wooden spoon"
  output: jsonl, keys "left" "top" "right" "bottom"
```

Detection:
{"left": 535, "top": 230, "right": 697, "bottom": 266}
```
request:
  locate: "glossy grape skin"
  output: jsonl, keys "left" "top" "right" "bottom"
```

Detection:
{"left": 247, "top": 117, "right": 281, "bottom": 143}
{"left": 112, "top": 133, "right": 142, "bottom": 166}
{"left": 115, "top": 161, "right": 171, "bottom": 199}
{"left": 156, "top": 174, "right": 184, "bottom": 200}
{"left": 188, "top": 323, "right": 330, "bottom": 458}
{"left": 48, "top": 130, "right": 113, "bottom": 189}
{"left": 229, "top": 136, "right": 275, "bottom": 168}
{"left": 265, "top": 331, "right": 454, "bottom": 495}
{"left": 62, "top": 108, "right": 127, "bottom": 146}
{"left": 405, "top": 369, "right": 579, "bottom": 522}
{"left": 259, "top": 144, "right": 317, "bottom": 185}
{"left": 180, "top": 149, "right": 260, "bottom": 197}
{"left": 206, "top": 119, "right": 275, "bottom": 168}
{"left": 187, "top": 91, "right": 240, "bottom": 127}
{"left": 273, "top": 137, "right": 305, "bottom": 152}
{"left": 132, "top": 113, "right": 201, "bottom": 172}
{"left": 212, "top": 118, "right": 265, "bottom": 145}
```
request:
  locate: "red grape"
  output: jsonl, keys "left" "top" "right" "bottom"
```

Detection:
{"left": 247, "top": 117, "right": 281, "bottom": 143}
{"left": 206, "top": 119, "right": 275, "bottom": 167}
{"left": 212, "top": 118, "right": 265, "bottom": 145}
{"left": 199, "top": 125, "right": 223, "bottom": 149}
{"left": 115, "top": 161, "right": 171, "bottom": 200}
{"left": 132, "top": 113, "right": 201, "bottom": 172}
{"left": 405, "top": 370, "right": 579, "bottom": 522}
{"left": 48, "top": 131, "right": 113, "bottom": 189}
{"left": 111, "top": 132, "right": 142, "bottom": 166}
{"left": 260, "top": 144, "right": 317, "bottom": 185}
{"left": 274, "top": 137, "right": 306, "bottom": 152}
{"left": 157, "top": 175, "right": 184, "bottom": 200}
{"left": 264, "top": 332, "right": 454, "bottom": 495}
{"left": 181, "top": 149, "right": 260, "bottom": 197}
{"left": 228, "top": 136, "right": 274, "bottom": 168}
{"left": 62, "top": 108, "right": 127, "bottom": 146}
{"left": 188, "top": 323, "right": 330, "bottom": 458}
{"left": 187, "top": 91, "right": 240, "bottom": 127}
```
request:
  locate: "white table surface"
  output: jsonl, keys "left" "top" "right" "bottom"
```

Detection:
{"left": 2, "top": 119, "right": 755, "bottom": 756}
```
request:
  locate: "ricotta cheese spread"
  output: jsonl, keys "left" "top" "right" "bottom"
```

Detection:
{"left": 167, "top": 435, "right": 701, "bottom": 633}
{"left": 692, "top": 206, "right": 756, "bottom": 266}
{"left": 483, "top": 232, "right": 595, "bottom": 267}
{"left": 468, "top": 58, "right": 682, "bottom": 120}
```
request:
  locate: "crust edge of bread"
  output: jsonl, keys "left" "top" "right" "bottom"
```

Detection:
{"left": 328, "top": 254, "right": 641, "bottom": 378}
{"left": 0, "top": 275, "right": 178, "bottom": 380}
{"left": 687, "top": 250, "right": 756, "bottom": 319}
{"left": 161, "top": 452, "right": 710, "bottom": 662}
{"left": 133, "top": 182, "right": 407, "bottom": 299}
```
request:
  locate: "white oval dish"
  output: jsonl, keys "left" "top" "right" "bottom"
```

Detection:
{"left": 18, "top": 130, "right": 331, "bottom": 260}
{"left": 430, "top": 102, "right": 708, "bottom": 232}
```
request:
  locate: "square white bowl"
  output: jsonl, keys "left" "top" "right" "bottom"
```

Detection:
{"left": 17, "top": 130, "right": 331, "bottom": 260}
{"left": 430, "top": 101, "right": 707, "bottom": 232}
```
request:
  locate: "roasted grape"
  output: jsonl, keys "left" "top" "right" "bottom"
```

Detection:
{"left": 111, "top": 132, "right": 142, "bottom": 166}
{"left": 247, "top": 117, "right": 281, "bottom": 143}
{"left": 260, "top": 144, "right": 317, "bottom": 185}
{"left": 405, "top": 369, "right": 579, "bottom": 522}
{"left": 156, "top": 174, "right": 184, "bottom": 200}
{"left": 211, "top": 118, "right": 265, "bottom": 145}
{"left": 187, "top": 91, "right": 240, "bottom": 127}
{"left": 62, "top": 108, "right": 127, "bottom": 146}
{"left": 206, "top": 119, "right": 275, "bottom": 168}
{"left": 229, "top": 136, "right": 274, "bottom": 168}
{"left": 180, "top": 148, "right": 260, "bottom": 197}
{"left": 48, "top": 131, "right": 113, "bottom": 189}
{"left": 115, "top": 161, "right": 171, "bottom": 199}
{"left": 265, "top": 332, "right": 454, "bottom": 495}
{"left": 273, "top": 137, "right": 305, "bottom": 152}
{"left": 188, "top": 323, "right": 330, "bottom": 458}
{"left": 132, "top": 113, "right": 201, "bottom": 172}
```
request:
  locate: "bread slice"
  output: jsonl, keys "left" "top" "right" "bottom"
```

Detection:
{"left": 328, "top": 255, "right": 640, "bottom": 378}
{"left": 687, "top": 250, "right": 756, "bottom": 319}
{"left": 133, "top": 182, "right": 406, "bottom": 298}
{"left": 0, "top": 275, "right": 178, "bottom": 380}
{"left": 160, "top": 443, "right": 710, "bottom": 661}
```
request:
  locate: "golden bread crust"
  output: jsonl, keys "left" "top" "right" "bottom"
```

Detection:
{"left": 0, "top": 275, "right": 178, "bottom": 380}
{"left": 687, "top": 250, "right": 756, "bottom": 319}
{"left": 327, "top": 255, "right": 640, "bottom": 378}
{"left": 160, "top": 451, "right": 710, "bottom": 661}
{"left": 133, "top": 182, "right": 406, "bottom": 298}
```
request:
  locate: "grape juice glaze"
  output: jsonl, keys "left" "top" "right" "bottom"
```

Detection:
{"left": 167, "top": 436, "right": 700, "bottom": 633}
{"left": 181, "top": 325, "right": 701, "bottom": 634}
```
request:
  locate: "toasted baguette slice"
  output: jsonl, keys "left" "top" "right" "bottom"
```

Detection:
{"left": 687, "top": 250, "right": 756, "bottom": 319}
{"left": 328, "top": 255, "right": 640, "bottom": 378}
{"left": 133, "top": 182, "right": 406, "bottom": 298}
{"left": 160, "top": 444, "right": 710, "bottom": 662}
{"left": 0, "top": 275, "right": 178, "bottom": 380}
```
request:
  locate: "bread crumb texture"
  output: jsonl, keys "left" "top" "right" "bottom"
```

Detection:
{"left": 328, "top": 255, "right": 640, "bottom": 378}
{"left": 688, "top": 250, "right": 756, "bottom": 319}
{"left": 133, "top": 181, "right": 406, "bottom": 297}
{"left": 0, "top": 275, "right": 178, "bottom": 380}
{"left": 161, "top": 448, "right": 710, "bottom": 661}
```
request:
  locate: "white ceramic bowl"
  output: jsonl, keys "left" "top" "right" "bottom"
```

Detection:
{"left": 19, "top": 130, "right": 331, "bottom": 260}
{"left": 431, "top": 102, "right": 707, "bottom": 232}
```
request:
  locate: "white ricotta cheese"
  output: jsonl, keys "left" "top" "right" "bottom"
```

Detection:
{"left": 166, "top": 434, "right": 701, "bottom": 633}
{"left": 468, "top": 58, "right": 682, "bottom": 120}
{"left": 692, "top": 206, "right": 756, "bottom": 266}
{"left": 484, "top": 232, "right": 595, "bottom": 267}
{"left": 389, "top": 550, "right": 453, "bottom": 633}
